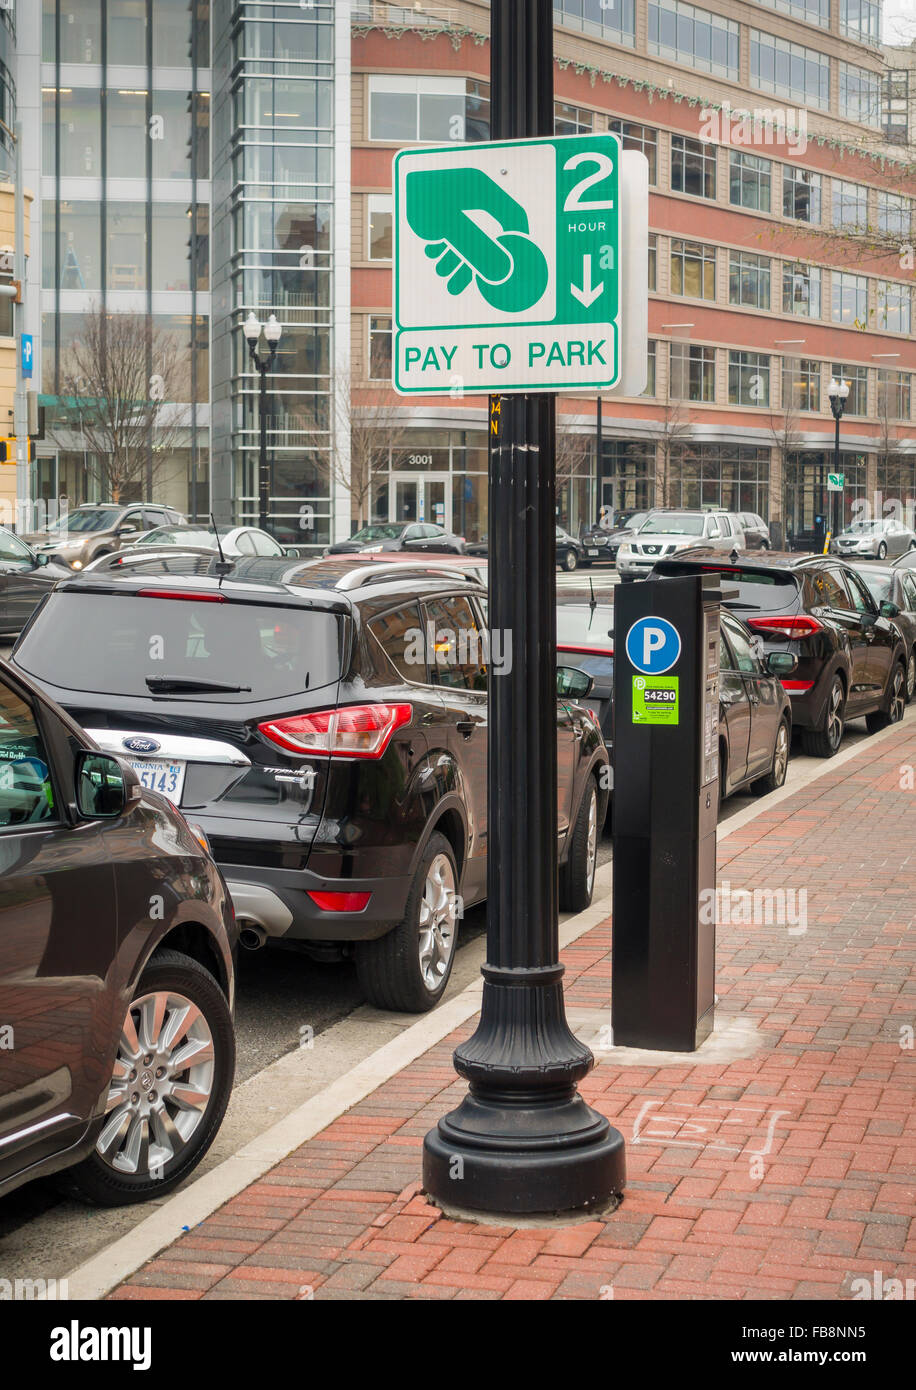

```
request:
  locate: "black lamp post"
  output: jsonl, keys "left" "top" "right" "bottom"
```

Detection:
{"left": 242, "top": 311, "right": 282, "bottom": 531}
{"left": 828, "top": 375, "right": 850, "bottom": 542}
{"left": 421, "top": 0, "right": 625, "bottom": 1217}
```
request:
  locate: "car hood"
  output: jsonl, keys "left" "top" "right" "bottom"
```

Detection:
{"left": 626, "top": 533, "right": 704, "bottom": 547}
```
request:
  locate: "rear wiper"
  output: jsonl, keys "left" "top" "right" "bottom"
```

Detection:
{"left": 145, "top": 675, "right": 251, "bottom": 693}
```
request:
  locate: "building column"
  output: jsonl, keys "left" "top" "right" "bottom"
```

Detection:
{"left": 331, "top": 0, "right": 352, "bottom": 544}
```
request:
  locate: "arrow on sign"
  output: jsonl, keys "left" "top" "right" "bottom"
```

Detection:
{"left": 570, "top": 254, "right": 604, "bottom": 308}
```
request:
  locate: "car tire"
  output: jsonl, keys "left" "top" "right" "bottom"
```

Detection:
{"left": 866, "top": 661, "right": 907, "bottom": 733}
{"left": 877, "top": 543, "right": 888, "bottom": 560}
{"left": 801, "top": 675, "right": 846, "bottom": 758}
{"left": 57, "top": 949, "right": 235, "bottom": 1207}
{"left": 562, "top": 548, "right": 578, "bottom": 572}
{"left": 356, "top": 832, "right": 459, "bottom": 1014}
{"left": 751, "top": 718, "right": 790, "bottom": 797}
{"left": 619, "top": 574, "right": 634, "bottom": 583}
{"left": 559, "top": 778, "right": 599, "bottom": 913}
{"left": 907, "top": 650, "right": 916, "bottom": 704}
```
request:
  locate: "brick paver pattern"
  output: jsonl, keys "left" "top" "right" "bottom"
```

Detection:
{"left": 110, "top": 726, "right": 916, "bottom": 1301}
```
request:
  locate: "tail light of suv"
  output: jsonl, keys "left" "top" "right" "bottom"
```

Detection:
{"left": 746, "top": 615, "right": 823, "bottom": 639}
{"left": 258, "top": 703, "right": 412, "bottom": 759}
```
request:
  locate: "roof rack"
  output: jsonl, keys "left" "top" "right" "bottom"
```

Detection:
{"left": 333, "top": 563, "right": 480, "bottom": 592}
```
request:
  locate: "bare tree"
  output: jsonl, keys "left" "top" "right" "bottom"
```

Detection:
{"left": 874, "top": 372, "right": 911, "bottom": 521}
{"left": 332, "top": 365, "right": 413, "bottom": 532}
{"left": 54, "top": 309, "right": 190, "bottom": 503}
{"left": 644, "top": 359, "right": 694, "bottom": 509}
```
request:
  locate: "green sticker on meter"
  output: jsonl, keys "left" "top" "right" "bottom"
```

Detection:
{"left": 632, "top": 675, "right": 679, "bottom": 725}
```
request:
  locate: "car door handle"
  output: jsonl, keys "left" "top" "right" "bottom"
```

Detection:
{"left": 572, "top": 726, "right": 584, "bottom": 740}
{"left": 456, "top": 720, "right": 476, "bottom": 738}
{"left": 864, "top": 628, "right": 875, "bottom": 642}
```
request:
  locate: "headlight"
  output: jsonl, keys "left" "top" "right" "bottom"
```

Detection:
{"left": 618, "top": 543, "right": 632, "bottom": 557}
{"left": 362, "top": 544, "right": 384, "bottom": 554}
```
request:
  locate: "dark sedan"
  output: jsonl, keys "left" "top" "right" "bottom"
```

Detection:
{"left": 327, "top": 521, "right": 465, "bottom": 556}
{"left": 848, "top": 562, "right": 916, "bottom": 702}
{"left": 579, "top": 510, "right": 650, "bottom": 567}
{"left": 0, "top": 527, "right": 71, "bottom": 637}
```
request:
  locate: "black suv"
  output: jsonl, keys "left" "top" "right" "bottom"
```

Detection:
{"left": 12, "top": 557, "right": 609, "bottom": 1013}
{"left": 0, "top": 659, "right": 236, "bottom": 1206}
{"left": 651, "top": 554, "right": 907, "bottom": 756}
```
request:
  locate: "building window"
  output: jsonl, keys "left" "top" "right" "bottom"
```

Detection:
{"left": 670, "top": 444, "right": 770, "bottom": 514}
{"left": 670, "top": 239, "right": 716, "bottom": 300}
{"left": 648, "top": 234, "right": 657, "bottom": 291}
{"left": 832, "top": 180, "right": 868, "bottom": 231}
{"left": 728, "top": 351, "right": 770, "bottom": 407}
{"left": 51, "top": 0, "right": 102, "bottom": 63}
{"left": 553, "top": 0, "right": 637, "bottom": 47}
{"left": 57, "top": 88, "right": 102, "bottom": 179}
{"left": 670, "top": 343, "right": 716, "bottom": 402}
{"left": 782, "top": 262, "right": 821, "bottom": 318}
{"left": 839, "top": 62, "right": 882, "bottom": 128}
{"left": 729, "top": 252, "right": 771, "bottom": 310}
{"left": 554, "top": 102, "right": 593, "bottom": 136}
{"left": 649, "top": 0, "right": 739, "bottom": 80}
{"left": 750, "top": 31, "right": 830, "bottom": 110}
{"left": 883, "top": 69, "right": 910, "bottom": 146}
{"left": 367, "top": 195, "right": 392, "bottom": 261}
{"left": 645, "top": 341, "right": 656, "bottom": 397}
{"left": 756, "top": 0, "right": 829, "bottom": 24}
{"left": 877, "top": 192, "right": 911, "bottom": 239}
{"left": 876, "top": 281, "right": 912, "bottom": 334}
{"left": 831, "top": 272, "right": 868, "bottom": 326}
{"left": 671, "top": 135, "right": 716, "bottom": 200}
{"left": 729, "top": 152, "right": 771, "bottom": 212}
{"left": 368, "top": 76, "right": 489, "bottom": 143}
{"left": 877, "top": 371, "right": 911, "bottom": 420}
{"left": 608, "top": 121, "right": 658, "bottom": 185}
{"left": 840, "top": 0, "right": 881, "bottom": 45}
{"left": 831, "top": 363, "right": 868, "bottom": 416}
{"left": 782, "top": 358, "right": 821, "bottom": 413}
{"left": 369, "top": 316, "right": 392, "bottom": 380}
{"left": 783, "top": 166, "right": 821, "bottom": 223}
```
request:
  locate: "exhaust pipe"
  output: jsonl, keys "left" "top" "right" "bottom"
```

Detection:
{"left": 239, "top": 924, "right": 267, "bottom": 951}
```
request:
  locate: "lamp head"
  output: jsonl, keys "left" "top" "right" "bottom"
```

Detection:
{"left": 242, "top": 312, "right": 261, "bottom": 345}
{"left": 263, "top": 314, "right": 282, "bottom": 346}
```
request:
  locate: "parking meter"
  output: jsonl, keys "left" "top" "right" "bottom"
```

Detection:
{"left": 611, "top": 573, "right": 722, "bottom": 1051}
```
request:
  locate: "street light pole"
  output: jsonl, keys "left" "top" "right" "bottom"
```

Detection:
{"left": 243, "top": 312, "right": 282, "bottom": 531}
{"left": 422, "top": 0, "right": 625, "bottom": 1217}
{"left": 828, "top": 377, "right": 849, "bottom": 544}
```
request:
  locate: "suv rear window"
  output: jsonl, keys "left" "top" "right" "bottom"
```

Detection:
{"left": 655, "top": 562, "right": 799, "bottom": 612}
{"left": 15, "top": 592, "right": 343, "bottom": 702}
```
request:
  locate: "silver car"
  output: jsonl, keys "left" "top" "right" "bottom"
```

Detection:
{"left": 832, "top": 518, "right": 916, "bottom": 560}
{"left": 617, "top": 509, "right": 745, "bottom": 581}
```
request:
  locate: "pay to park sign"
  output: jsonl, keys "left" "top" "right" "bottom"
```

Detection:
{"left": 393, "top": 134, "right": 622, "bottom": 395}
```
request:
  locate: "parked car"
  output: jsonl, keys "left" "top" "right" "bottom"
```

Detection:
{"left": 327, "top": 521, "right": 466, "bottom": 557}
{"left": 846, "top": 562, "right": 916, "bottom": 702}
{"left": 650, "top": 554, "right": 908, "bottom": 756}
{"left": 556, "top": 525, "right": 586, "bottom": 571}
{"left": 88, "top": 523, "right": 303, "bottom": 571}
{"left": 891, "top": 547, "right": 916, "bottom": 571}
{"left": 26, "top": 503, "right": 186, "bottom": 571}
{"left": 616, "top": 510, "right": 745, "bottom": 581}
{"left": 579, "top": 510, "right": 650, "bottom": 566}
{"left": 830, "top": 517, "right": 916, "bottom": 560}
{"left": 738, "top": 512, "right": 772, "bottom": 550}
{"left": 0, "top": 527, "right": 71, "bottom": 637}
{"left": 556, "top": 601, "right": 793, "bottom": 802}
{"left": 0, "top": 657, "right": 236, "bottom": 1205}
{"left": 11, "top": 556, "right": 608, "bottom": 1014}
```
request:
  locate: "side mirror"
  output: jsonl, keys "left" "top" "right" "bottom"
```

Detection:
{"left": 36, "top": 552, "right": 49, "bottom": 567}
{"left": 766, "top": 651, "right": 798, "bottom": 677}
{"left": 76, "top": 751, "right": 135, "bottom": 818}
{"left": 284, "top": 546, "right": 302, "bottom": 558}
{"left": 557, "top": 665, "right": 594, "bottom": 700}
{"left": 880, "top": 600, "right": 900, "bottom": 618}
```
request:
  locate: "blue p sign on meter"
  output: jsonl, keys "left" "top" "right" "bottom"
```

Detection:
{"left": 625, "top": 616, "right": 682, "bottom": 675}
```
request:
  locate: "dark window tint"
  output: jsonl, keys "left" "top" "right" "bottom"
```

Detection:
{"left": 561, "top": 652, "right": 613, "bottom": 682}
{"left": 808, "top": 567, "right": 852, "bottom": 610}
{"left": 368, "top": 602, "right": 425, "bottom": 682}
{"left": 723, "top": 619, "right": 760, "bottom": 674}
{"left": 842, "top": 568, "right": 877, "bottom": 614}
{"left": 424, "top": 596, "right": 487, "bottom": 691}
{"left": 14, "top": 593, "right": 342, "bottom": 702}
{"left": 0, "top": 682, "right": 57, "bottom": 829}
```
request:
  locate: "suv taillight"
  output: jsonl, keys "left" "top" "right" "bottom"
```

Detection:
{"left": 258, "top": 703, "right": 412, "bottom": 759}
{"left": 746, "top": 615, "right": 823, "bottom": 639}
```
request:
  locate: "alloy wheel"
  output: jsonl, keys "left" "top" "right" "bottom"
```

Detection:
{"left": 773, "top": 722, "right": 789, "bottom": 787}
{"left": 418, "top": 853, "right": 458, "bottom": 992}
{"left": 907, "top": 651, "right": 916, "bottom": 703}
{"left": 889, "top": 665, "right": 906, "bottom": 724}
{"left": 97, "top": 990, "right": 215, "bottom": 1177}
{"left": 826, "top": 681, "right": 844, "bottom": 751}
{"left": 585, "top": 785, "right": 598, "bottom": 897}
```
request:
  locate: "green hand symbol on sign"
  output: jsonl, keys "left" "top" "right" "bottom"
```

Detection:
{"left": 405, "top": 167, "right": 549, "bottom": 314}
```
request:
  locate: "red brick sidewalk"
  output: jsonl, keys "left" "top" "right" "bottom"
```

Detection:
{"left": 110, "top": 726, "right": 916, "bottom": 1301}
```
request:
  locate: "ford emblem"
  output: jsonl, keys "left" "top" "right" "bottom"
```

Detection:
{"left": 122, "top": 735, "right": 161, "bottom": 754}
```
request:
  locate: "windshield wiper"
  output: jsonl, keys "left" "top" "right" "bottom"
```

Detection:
{"left": 145, "top": 675, "right": 251, "bottom": 693}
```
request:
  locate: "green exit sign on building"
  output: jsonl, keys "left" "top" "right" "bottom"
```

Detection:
{"left": 393, "top": 134, "right": 626, "bottom": 395}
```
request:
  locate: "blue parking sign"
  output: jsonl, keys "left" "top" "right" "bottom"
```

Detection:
{"left": 625, "top": 616, "right": 682, "bottom": 675}
{"left": 21, "top": 334, "right": 33, "bottom": 378}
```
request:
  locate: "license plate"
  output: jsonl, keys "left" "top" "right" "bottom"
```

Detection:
{"left": 587, "top": 548, "right": 599, "bottom": 556}
{"left": 129, "top": 758, "right": 186, "bottom": 804}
